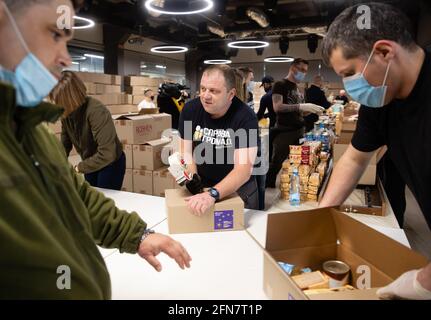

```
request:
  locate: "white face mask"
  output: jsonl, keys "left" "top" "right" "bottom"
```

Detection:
{"left": 247, "top": 81, "right": 255, "bottom": 93}
{"left": 0, "top": 2, "right": 59, "bottom": 107}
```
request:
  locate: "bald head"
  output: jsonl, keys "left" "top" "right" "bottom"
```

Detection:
{"left": 4, "top": 0, "right": 81, "bottom": 14}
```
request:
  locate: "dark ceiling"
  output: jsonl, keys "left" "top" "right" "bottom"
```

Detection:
{"left": 76, "top": 0, "right": 425, "bottom": 53}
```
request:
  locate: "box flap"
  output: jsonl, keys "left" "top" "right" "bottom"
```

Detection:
{"left": 112, "top": 114, "right": 153, "bottom": 120}
{"left": 266, "top": 208, "right": 338, "bottom": 252}
{"left": 332, "top": 210, "right": 429, "bottom": 280}
{"left": 142, "top": 138, "right": 171, "bottom": 147}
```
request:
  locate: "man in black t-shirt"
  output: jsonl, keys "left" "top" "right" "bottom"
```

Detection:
{"left": 334, "top": 89, "right": 349, "bottom": 105}
{"left": 178, "top": 65, "right": 260, "bottom": 213}
{"left": 265, "top": 58, "right": 324, "bottom": 187}
{"left": 305, "top": 75, "right": 331, "bottom": 131}
{"left": 320, "top": 3, "right": 431, "bottom": 300}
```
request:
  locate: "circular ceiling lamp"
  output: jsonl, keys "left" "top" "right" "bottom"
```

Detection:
{"left": 264, "top": 56, "right": 294, "bottom": 63}
{"left": 203, "top": 59, "right": 232, "bottom": 65}
{"left": 73, "top": 16, "right": 95, "bottom": 29}
{"left": 145, "top": 0, "right": 214, "bottom": 15}
{"left": 150, "top": 45, "right": 189, "bottom": 53}
{"left": 228, "top": 40, "right": 269, "bottom": 49}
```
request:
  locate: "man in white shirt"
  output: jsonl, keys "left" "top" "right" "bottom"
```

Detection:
{"left": 138, "top": 88, "right": 156, "bottom": 110}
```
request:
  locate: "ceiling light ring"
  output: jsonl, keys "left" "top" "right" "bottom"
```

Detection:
{"left": 204, "top": 59, "right": 232, "bottom": 65}
{"left": 145, "top": 0, "right": 214, "bottom": 15}
{"left": 227, "top": 40, "right": 270, "bottom": 49}
{"left": 264, "top": 56, "right": 294, "bottom": 63}
{"left": 73, "top": 16, "right": 95, "bottom": 30}
{"left": 151, "top": 45, "right": 189, "bottom": 54}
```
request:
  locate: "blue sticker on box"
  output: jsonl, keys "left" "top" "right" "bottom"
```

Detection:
{"left": 214, "top": 210, "right": 234, "bottom": 230}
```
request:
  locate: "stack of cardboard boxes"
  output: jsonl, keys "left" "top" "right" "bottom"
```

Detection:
{"left": 76, "top": 71, "right": 138, "bottom": 115}
{"left": 114, "top": 112, "right": 179, "bottom": 196}
{"left": 124, "top": 76, "right": 165, "bottom": 106}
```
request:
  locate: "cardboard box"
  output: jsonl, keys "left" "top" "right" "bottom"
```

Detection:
{"left": 85, "top": 83, "right": 121, "bottom": 95}
{"left": 132, "top": 138, "right": 170, "bottom": 170}
{"left": 333, "top": 144, "right": 379, "bottom": 185}
{"left": 132, "top": 169, "right": 153, "bottom": 195}
{"left": 123, "top": 144, "right": 133, "bottom": 169}
{"left": 106, "top": 104, "right": 138, "bottom": 115}
{"left": 76, "top": 72, "right": 114, "bottom": 85}
{"left": 152, "top": 167, "right": 180, "bottom": 197}
{"left": 261, "top": 208, "right": 428, "bottom": 300}
{"left": 112, "top": 75, "right": 122, "bottom": 86}
{"left": 165, "top": 189, "right": 245, "bottom": 234}
{"left": 337, "top": 131, "right": 354, "bottom": 144}
{"left": 124, "top": 76, "right": 162, "bottom": 87}
{"left": 90, "top": 93, "right": 124, "bottom": 105}
{"left": 122, "top": 94, "right": 133, "bottom": 105}
{"left": 121, "top": 169, "right": 133, "bottom": 192}
{"left": 113, "top": 113, "right": 172, "bottom": 145}
{"left": 342, "top": 120, "right": 357, "bottom": 132}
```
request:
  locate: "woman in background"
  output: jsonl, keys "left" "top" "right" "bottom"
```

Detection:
{"left": 49, "top": 71, "right": 125, "bottom": 190}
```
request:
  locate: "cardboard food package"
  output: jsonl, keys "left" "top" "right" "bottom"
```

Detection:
{"left": 165, "top": 189, "right": 245, "bottom": 234}
{"left": 259, "top": 208, "right": 428, "bottom": 300}
{"left": 333, "top": 144, "right": 380, "bottom": 185}
{"left": 105, "top": 104, "right": 138, "bottom": 115}
{"left": 113, "top": 113, "right": 172, "bottom": 145}
{"left": 76, "top": 72, "right": 121, "bottom": 85}
{"left": 84, "top": 83, "right": 121, "bottom": 95}
{"left": 123, "top": 144, "right": 133, "bottom": 169}
{"left": 152, "top": 167, "right": 180, "bottom": 197}
{"left": 132, "top": 169, "right": 153, "bottom": 195}
{"left": 132, "top": 138, "right": 170, "bottom": 171}
{"left": 121, "top": 169, "right": 133, "bottom": 192}
{"left": 124, "top": 76, "right": 162, "bottom": 87}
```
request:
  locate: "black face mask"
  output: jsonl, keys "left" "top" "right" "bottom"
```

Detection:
{"left": 264, "top": 86, "right": 272, "bottom": 93}
{"left": 150, "top": 96, "right": 155, "bottom": 101}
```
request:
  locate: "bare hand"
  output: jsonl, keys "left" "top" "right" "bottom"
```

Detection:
{"left": 138, "top": 233, "right": 192, "bottom": 272}
{"left": 185, "top": 192, "right": 216, "bottom": 216}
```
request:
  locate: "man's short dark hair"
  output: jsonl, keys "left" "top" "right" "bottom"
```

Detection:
{"left": 322, "top": 2, "right": 416, "bottom": 66}
{"left": 5, "top": 0, "right": 82, "bottom": 13}
{"left": 292, "top": 58, "right": 309, "bottom": 66}
{"left": 203, "top": 65, "right": 236, "bottom": 91}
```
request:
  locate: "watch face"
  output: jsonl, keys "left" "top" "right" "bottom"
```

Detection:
{"left": 210, "top": 188, "right": 219, "bottom": 199}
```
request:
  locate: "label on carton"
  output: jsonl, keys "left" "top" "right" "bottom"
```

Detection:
{"left": 214, "top": 210, "right": 234, "bottom": 230}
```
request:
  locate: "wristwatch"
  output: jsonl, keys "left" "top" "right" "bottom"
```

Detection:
{"left": 208, "top": 187, "right": 220, "bottom": 202}
{"left": 139, "top": 228, "right": 155, "bottom": 244}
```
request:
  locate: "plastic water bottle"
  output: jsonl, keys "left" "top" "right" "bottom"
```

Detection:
{"left": 289, "top": 167, "right": 300, "bottom": 206}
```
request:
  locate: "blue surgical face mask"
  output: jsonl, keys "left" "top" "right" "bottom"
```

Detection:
{"left": 247, "top": 81, "right": 255, "bottom": 93}
{"left": 0, "top": 2, "right": 58, "bottom": 107}
{"left": 343, "top": 48, "right": 391, "bottom": 108}
{"left": 294, "top": 71, "right": 306, "bottom": 82}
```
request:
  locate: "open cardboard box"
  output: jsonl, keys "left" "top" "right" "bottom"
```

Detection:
{"left": 261, "top": 208, "right": 428, "bottom": 300}
{"left": 165, "top": 188, "right": 244, "bottom": 234}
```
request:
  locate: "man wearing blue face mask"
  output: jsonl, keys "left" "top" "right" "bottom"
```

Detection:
{"left": 266, "top": 58, "right": 325, "bottom": 187}
{"left": 320, "top": 2, "right": 431, "bottom": 300}
{"left": 0, "top": 0, "right": 191, "bottom": 299}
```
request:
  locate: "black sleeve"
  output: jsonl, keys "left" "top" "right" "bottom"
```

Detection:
{"left": 178, "top": 100, "right": 194, "bottom": 140}
{"left": 256, "top": 96, "right": 267, "bottom": 120}
{"left": 351, "top": 106, "right": 385, "bottom": 152}
{"left": 234, "top": 109, "right": 259, "bottom": 149}
{"left": 60, "top": 120, "right": 72, "bottom": 157}
{"left": 272, "top": 81, "right": 284, "bottom": 96}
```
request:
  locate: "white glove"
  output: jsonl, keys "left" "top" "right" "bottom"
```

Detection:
{"left": 167, "top": 152, "right": 192, "bottom": 186}
{"left": 299, "top": 103, "right": 325, "bottom": 115}
{"left": 377, "top": 269, "right": 431, "bottom": 300}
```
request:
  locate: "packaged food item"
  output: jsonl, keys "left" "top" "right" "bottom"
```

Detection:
{"left": 280, "top": 173, "right": 290, "bottom": 183}
{"left": 320, "top": 151, "right": 329, "bottom": 162}
{"left": 278, "top": 262, "right": 302, "bottom": 276}
{"left": 322, "top": 260, "right": 351, "bottom": 289}
{"left": 298, "top": 164, "right": 311, "bottom": 176}
{"left": 301, "top": 145, "right": 310, "bottom": 155}
{"left": 317, "top": 162, "right": 327, "bottom": 178}
{"left": 309, "top": 173, "right": 320, "bottom": 186}
{"left": 289, "top": 154, "right": 302, "bottom": 164}
{"left": 307, "top": 194, "right": 318, "bottom": 201}
{"left": 304, "top": 285, "right": 355, "bottom": 296}
{"left": 289, "top": 145, "right": 302, "bottom": 155}
{"left": 292, "top": 271, "right": 329, "bottom": 290}
{"left": 282, "top": 161, "right": 291, "bottom": 170}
